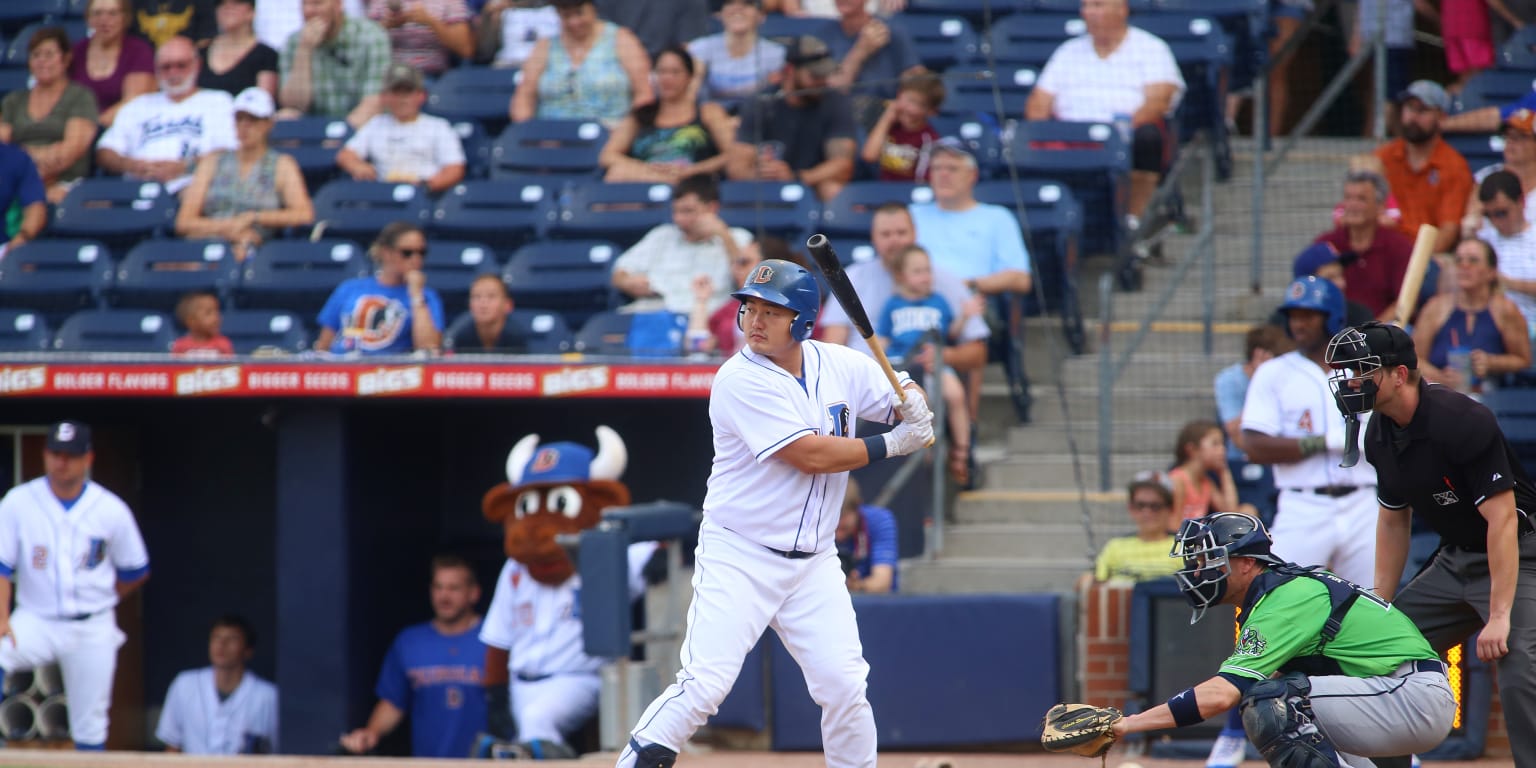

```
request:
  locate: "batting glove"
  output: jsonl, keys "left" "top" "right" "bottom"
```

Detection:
{"left": 882, "top": 413, "right": 934, "bottom": 457}
{"left": 897, "top": 389, "right": 932, "bottom": 426}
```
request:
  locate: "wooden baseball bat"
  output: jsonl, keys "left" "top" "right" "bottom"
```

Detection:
{"left": 1393, "top": 224, "right": 1440, "bottom": 327}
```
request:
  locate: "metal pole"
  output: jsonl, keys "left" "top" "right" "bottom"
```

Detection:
{"left": 1097, "top": 273, "right": 1114, "bottom": 493}
{"left": 1251, "top": 65, "right": 1266, "bottom": 295}
{"left": 928, "top": 363, "right": 947, "bottom": 560}
{"left": 1202, "top": 143, "right": 1216, "bottom": 356}
{"left": 1265, "top": 43, "right": 1376, "bottom": 177}
{"left": 1373, "top": 0, "right": 1388, "bottom": 140}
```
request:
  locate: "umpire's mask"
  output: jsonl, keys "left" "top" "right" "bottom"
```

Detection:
{"left": 1324, "top": 322, "right": 1417, "bottom": 417}
{"left": 1172, "top": 513, "right": 1278, "bottom": 624}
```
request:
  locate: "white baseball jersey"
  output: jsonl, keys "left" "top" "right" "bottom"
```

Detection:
{"left": 479, "top": 542, "right": 657, "bottom": 677}
{"left": 703, "top": 341, "right": 898, "bottom": 554}
{"left": 95, "top": 89, "right": 238, "bottom": 193}
{"left": 1241, "top": 350, "right": 1377, "bottom": 489}
{"left": 155, "top": 667, "right": 279, "bottom": 754}
{"left": 0, "top": 478, "right": 151, "bottom": 618}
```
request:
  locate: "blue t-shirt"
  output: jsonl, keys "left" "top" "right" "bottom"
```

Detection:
{"left": 909, "top": 202, "right": 1032, "bottom": 282}
{"left": 317, "top": 276, "right": 446, "bottom": 355}
{"left": 878, "top": 293, "right": 953, "bottom": 361}
{"left": 838, "top": 505, "right": 900, "bottom": 592}
{"left": 375, "top": 620, "right": 488, "bottom": 758}
{"left": 1212, "top": 361, "right": 1249, "bottom": 462}
{"left": 0, "top": 142, "right": 45, "bottom": 218}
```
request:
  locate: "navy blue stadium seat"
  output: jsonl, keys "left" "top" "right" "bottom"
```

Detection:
{"left": 1445, "top": 133, "right": 1504, "bottom": 176}
{"left": 234, "top": 239, "right": 370, "bottom": 314}
{"left": 430, "top": 179, "right": 556, "bottom": 257}
{"left": 450, "top": 119, "right": 492, "bottom": 179}
{"left": 269, "top": 116, "right": 351, "bottom": 192}
{"left": 219, "top": 309, "right": 311, "bottom": 354}
{"left": 443, "top": 308, "right": 575, "bottom": 354}
{"left": 985, "top": 13, "right": 1082, "bottom": 50}
{"left": 310, "top": 180, "right": 433, "bottom": 243}
{"left": 0, "top": 67, "right": 31, "bottom": 96}
{"left": 718, "top": 181, "right": 820, "bottom": 244}
{"left": 574, "top": 310, "right": 687, "bottom": 357}
{"left": 756, "top": 14, "right": 839, "bottom": 44}
{"left": 0, "top": 310, "right": 50, "bottom": 352}
{"left": 1006, "top": 120, "right": 1130, "bottom": 254}
{"left": 1028, "top": 0, "right": 1154, "bottom": 10}
{"left": 0, "top": 239, "right": 112, "bottom": 323}
{"left": 502, "top": 240, "right": 619, "bottom": 326}
{"left": 905, "top": 0, "right": 1030, "bottom": 25}
{"left": 1134, "top": 15, "right": 1234, "bottom": 174}
{"left": 489, "top": 119, "right": 608, "bottom": 178}
{"left": 931, "top": 114, "right": 1006, "bottom": 175}
{"left": 972, "top": 179, "right": 1085, "bottom": 353}
{"left": 1499, "top": 25, "right": 1536, "bottom": 70}
{"left": 49, "top": 179, "right": 177, "bottom": 252}
{"left": 420, "top": 239, "right": 500, "bottom": 316}
{"left": 109, "top": 239, "right": 242, "bottom": 311}
{"left": 427, "top": 66, "right": 520, "bottom": 136}
{"left": 4, "top": 19, "right": 85, "bottom": 62}
{"left": 547, "top": 181, "right": 673, "bottom": 248}
{"left": 887, "top": 14, "right": 978, "bottom": 71}
{"left": 941, "top": 65, "right": 1041, "bottom": 124}
{"left": 819, "top": 181, "right": 919, "bottom": 240}
{"left": 52, "top": 309, "right": 176, "bottom": 353}
{"left": 0, "top": 0, "right": 67, "bottom": 36}
{"left": 1457, "top": 70, "right": 1536, "bottom": 112}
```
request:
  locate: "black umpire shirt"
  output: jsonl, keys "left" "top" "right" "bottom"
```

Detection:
{"left": 1363, "top": 380, "right": 1536, "bottom": 551}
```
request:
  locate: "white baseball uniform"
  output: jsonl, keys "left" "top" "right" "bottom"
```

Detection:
{"left": 155, "top": 667, "right": 279, "bottom": 754}
{"left": 622, "top": 340, "right": 899, "bottom": 768}
{"left": 1241, "top": 350, "right": 1379, "bottom": 587}
{"left": 480, "top": 541, "right": 657, "bottom": 744}
{"left": 0, "top": 477, "right": 150, "bottom": 747}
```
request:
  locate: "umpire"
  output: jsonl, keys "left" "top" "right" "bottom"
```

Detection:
{"left": 1326, "top": 321, "right": 1536, "bottom": 767}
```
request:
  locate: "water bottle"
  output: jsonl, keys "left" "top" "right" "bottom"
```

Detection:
{"left": 1446, "top": 345, "right": 1473, "bottom": 393}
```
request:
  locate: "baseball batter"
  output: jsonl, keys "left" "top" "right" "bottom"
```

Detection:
{"left": 616, "top": 259, "right": 935, "bottom": 768}
{"left": 0, "top": 421, "right": 150, "bottom": 749}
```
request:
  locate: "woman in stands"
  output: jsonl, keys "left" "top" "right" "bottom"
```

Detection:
{"left": 71, "top": 0, "right": 155, "bottom": 127}
{"left": 196, "top": 0, "right": 279, "bottom": 98}
{"left": 685, "top": 0, "right": 784, "bottom": 108}
{"left": 367, "top": 0, "right": 475, "bottom": 78}
{"left": 1413, "top": 237, "right": 1532, "bottom": 393}
{"left": 0, "top": 27, "right": 100, "bottom": 204}
{"left": 508, "top": 0, "right": 652, "bottom": 126}
{"left": 315, "top": 221, "right": 445, "bottom": 355}
{"left": 599, "top": 46, "right": 734, "bottom": 183}
{"left": 175, "top": 88, "right": 314, "bottom": 261}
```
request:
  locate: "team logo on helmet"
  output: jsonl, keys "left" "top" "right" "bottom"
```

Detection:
{"left": 1288, "top": 281, "right": 1306, "bottom": 300}
{"left": 751, "top": 265, "right": 775, "bottom": 284}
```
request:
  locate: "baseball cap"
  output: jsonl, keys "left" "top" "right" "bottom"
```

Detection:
{"left": 1291, "top": 242, "right": 1342, "bottom": 279}
{"left": 930, "top": 136, "right": 975, "bottom": 163}
{"left": 1503, "top": 108, "right": 1536, "bottom": 136}
{"left": 232, "top": 87, "right": 274, "bottom": 119}
{"left": 384, "top": 62, "right": 425, "bottom": 92}
{"left": 1358, "top": 322, "right": 1418, "bottom": 370}
{"left": 518, "top": 442, "right": 595, "bottom": 485}
{"left": 46, "top": 421, "right": 92, "bottom": 455}
{"left": 1395, "top": 80, "right": 1450, "bottom": 113}
{"left": 785, "top": 35, "right": 837, "bottom": 78}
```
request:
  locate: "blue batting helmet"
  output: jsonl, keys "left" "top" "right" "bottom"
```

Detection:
{"left": 1279, "top": 275, "right": 1345, "bottom": 336}
{"left": 732, "top": 259, "right": 820, "bottom": 342}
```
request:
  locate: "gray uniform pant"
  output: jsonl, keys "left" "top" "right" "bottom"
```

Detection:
{"left": 1309, "top": 662, "right": 1456, "bottom": 767}
{"left": 1392, "top": 533, "right": 1536, "bottom": 768}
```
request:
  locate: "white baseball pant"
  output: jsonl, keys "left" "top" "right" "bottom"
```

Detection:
{"left": 0, "top": 607, "right": 125, "bottom": 746}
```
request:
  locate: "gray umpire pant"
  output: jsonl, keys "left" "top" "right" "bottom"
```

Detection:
{"left": 1391, "top": 533, "right": 1536, "bottom": 768}
{"left": 1309, "top": 661, "right": 1456, "bottom": 767}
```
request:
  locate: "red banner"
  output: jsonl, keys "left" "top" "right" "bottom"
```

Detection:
{"left": 0, "top": 361, "right": 720, "bottom": 399}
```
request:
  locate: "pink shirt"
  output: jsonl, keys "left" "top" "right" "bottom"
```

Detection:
{"left": 69, "top": 36, "right": 155, "bottom": 114}
{"left": 1441, "top": 0, "right": 1491, "bottom": 39}
{"left": 366, "top": 0, "right": 471, "bottom": 76}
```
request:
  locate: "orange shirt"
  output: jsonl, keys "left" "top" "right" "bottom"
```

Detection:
{"left": 1376, "top": 137, "right": 1473, "bottom": 243}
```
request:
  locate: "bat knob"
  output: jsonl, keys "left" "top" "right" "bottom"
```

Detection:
{"left": 806, "top": 233, "right": 828, "bottom": 250}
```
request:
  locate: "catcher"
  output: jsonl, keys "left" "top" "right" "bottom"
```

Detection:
{"left": 1042, "top": 512, "right": 1454, "bottom": 768}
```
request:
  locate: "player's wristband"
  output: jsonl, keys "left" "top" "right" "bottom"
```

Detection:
{"left": 1166, "top": 687, "right": 1201, "bottom": 728}
{"left": 1297, "top": 436, "right": 1325, "bottom": 457}
{"left": 862, "top": 435, "right": 888, "bottom": 464}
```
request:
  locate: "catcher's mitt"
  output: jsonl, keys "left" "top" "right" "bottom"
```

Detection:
{"left": 1039, "top": 703, "right": 1122, "bottom": 758}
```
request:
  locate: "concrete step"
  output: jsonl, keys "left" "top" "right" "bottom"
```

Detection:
{"left": 978, "top": 451, "right": 1168, "bottom": 490}
{"left": 942, "top": 522, "right": 1134, "bottom": 559}
{"left": 901, "top": 557, "right": 1088, "bottom": 594}
{"left": 1007, "top": 420, "right": 1195, "bottom": 455}
{"left": 953, "top": 489, "right": 1128, "bottom": 525}
{"left": 1057, "top": 352, "right": 1230, "bottom": 390}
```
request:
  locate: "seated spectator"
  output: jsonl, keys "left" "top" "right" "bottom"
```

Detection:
{"left": 1376, "top": 80, "right": 1472, "bottom": 254}
{"left": 336, "top": 64, "right": 466, "bottom": 194}
{"left": 508, "top": 0, "right": 653, "bottom": 126}
{"left": 860, "top": 71, "right": 943, "bottom": 183}
{"left": 198, "top": 0, "right": 280, "bottom": 98}
{"left": 909, "top": 141, "right": 1032, "bottom": 298}
{"left": 1414, "top": 237, "right": 1532, "bottom": 393}
{"left": 593, "top": 0, "right": 709, "bottom": 60}
{"left": 172, "top": 291, "right": 236, "bottom": 357}
{"left": 612, "top": 173, "right": 751, "bottom": 313}
{"left": 1329, "top": 153, "right": 1402, "bottom": 230}
{"left": 479, "top": 0, "right": 560, "bottom": 68}
{"left": 155, "top": 615, "right": 278, "bottom": 754}
{"left": 780, "top": 0, "right": 905, "bottom": 17}
{"left": 1314, "top": 170, "right": 1415, "bottom": 320}
{"left": 1464, "top": 108, "right": 1536, "bottom": 236}
{"left": 1278, "top": 242, "right": 1376, "bottom": 327}
{"left": 1167, "top": 419, "right": 1244, "bottom": 523}
{"left": 1024, "top": 0, "right": 1185, "bottom": 227}
{"left": 726, "top": 35, "right": 856, "bottom": 201}
{"left": 97, "top": 37, "right": 239, "bottom": 194}
{"left": 1083, "top": 478, "right": 1178, "bottom": 587}
{"left": 134, "top": 0, "right": 219, "bottom": 47}
{"left": 367, "top": 0, "right": 474, "bottom": 78}
{"left": 1212, "top": 324, "right": 1291, "bottom": 527}
{"left": 278, "top": 0, "right": 392, "bottom": 128}
{"left": 824, "top": 0, "right": 923, "bottom": 125}
{"left": 835, "top": 476, "right": 898, "bottom": 593}
{"left": 256, "top": 0, "right": 368, "bottom": 51}
{"left": 1475, "top": 170, "right": 1536, "bottom": 330}
{"left": 175, "top": 88, "right": 315, "bottom": 259}
{"left": 72, "top": 0, "right": 156, "bottom": 127}
{"left": 315, "top": 222, "right": 446, "bottom": 354}
{"left": 1352, "top": 0, "right": 1415, "bottom": 133}
{"left": 685, "top": 0, "right": 784, "bottom": 107}
{"left": 0, "top": 140, "right": 48, "bottom": 255}
{"left": 687, "top": 235, "right": 788, "bottom": 357}
{"left": 449, "top": 274, "right": 528, "bottom": 352}
{"left": 0, "top": 28, "right": 100, "bottom": 204}
{"left": 599, "top": 46, "right": 734, "bottom": 183}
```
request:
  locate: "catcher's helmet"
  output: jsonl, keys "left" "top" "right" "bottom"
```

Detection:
{"left": 733, "top": 259, "right": 820, "bottom": 342}
{"left": 1172, "top": 513, "right": 1279, "bottom": 624}
{"left": 1279, "top": 275, "right": 1346, "bottom": 337}
{"left": 1324, "top": 321, "right": 1418, "bottom": 416}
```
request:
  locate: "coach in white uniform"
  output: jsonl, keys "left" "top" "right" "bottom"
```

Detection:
{"left": 616, "top": 259, "right": 934, "bottom": 768}
{"left": 156, "top": 614, "right": 278, "bottom": 754}
{"left": 0, "top": 421, "right": 151, "bottom": 749}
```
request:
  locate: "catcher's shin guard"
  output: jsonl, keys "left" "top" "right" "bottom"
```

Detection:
{"left": 1240, "top": 673, "right": 1342, "bottom": 768}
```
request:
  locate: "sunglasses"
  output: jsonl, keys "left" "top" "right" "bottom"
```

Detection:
{"left": 397, "top": 247, "right": 427, "bottom": 258}
{"left": 1131, "top": 500, "right": 1167, "bottom": 511}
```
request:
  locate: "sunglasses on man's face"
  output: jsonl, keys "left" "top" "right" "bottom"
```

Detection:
{"left": 1130, "top": 500, "right": 1167, "bottom": 511}
{"left": 397, "top": 247, "right": 427, "bottom": 258}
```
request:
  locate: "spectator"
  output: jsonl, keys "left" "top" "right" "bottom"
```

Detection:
{"left": 686, "top": 235, "right": 794, "bottom": 357}
{"left": 508, "top": 0, "right": 653, "bottom": 126}
{"left": 1083, "top": 479, "right": 1178, "bottom": 586}
{"left": 860, "top": 71, "right": 943, "bottom": 183}
{"left": 0, "top": 140, "right": 48, "bottom": 255}
{"left": 96, "top": 37, "right": 239, "bottom": 194}
{"left": 834, "top": 476, "right": 898, "bottom": 593}
{"left": 1463, "top": 108, "right": 1536, "bottom": 236}
{"left": 611, "top": 173, "right": 751, "bottom": 313}
{"left": 1329, "top": 153, "right": 1402, "bottom": 230}
{"left": 366, "top": 0, "right": 474, "bottom": 78}
{"left": 824, "top": 0, "right": 924, "bottom": 125}
{"left": 1168, "top": 419, "right": 1243, "bottom": 522}
{"left": 780, "top": 0, "right": 905, "bottom": 17}
{"left": 336, "top": 63, "right": 466, "bottom": 194}
{"left": 134, "top": 0, "right": 218, "bottom": 47}
{"left": 727, "top": 35, "right": 856, "bottom": 201}
{"left": 1475, "top": 170, "right": 1536, "bottom": 330}
{"left": 594, "top": 0, "right": 709, "bottom": 60}
{"left": 1428, "top": 0, "right": 1501, "bottom": 93}
{"left": 1314, "top": 170, "right": 1416, "bottom": 320}
{"left": 339, "top": 555, "right": 487, "bottom": 758}
{"left": 1376, "top": 80, "right": 1473, "bottom": 254}
{"left": 1212, "top": 324, "right": 1291, "bottom": 526}
{"left": 72, "top": 0, "right": 156, "bottom": 127}
{"left": 599, "top": 46, "right": 735, "bottom": 183}
{"left": 155, "top": 615, "right": 278, "bottom": 754}
{"left": 0, "top": 28, "right": 97, "bottom": 205}
{"left": 909, "top": 141, "right": 1032, "bottom": 297}
{"left": 1025, "top": 0, "right": 1185, "bottom": 227}
{"left": 1252, "top": 0, "right": 1311, "bottom": 137}
{"left": 175, "top": 87, "right": 315, "bottom": 260}
{"left": 1414, "top": 237, "right": 1532, "bottom": 392}
{"left": 685, "top": 0, "right": 785, "bottom": 107}
{"left": 448, "top": 274, "right": 527, "bottom": 352}
{"left": 315, "top": 221, "right": 446, "bottom": 354}
{"left": 278, "top": 0, "right": 392, "bottom": 128}
{"left": 256, "top": 0, "right": 367, "bottom": 51}
{"left": 171, "top": 291, "right": 235, "bottom": 357}
{"left": 198, "top": 0, "right": 279, "bottom": 98}
{"left": 1278, "top": 241, "right": 1377, "bottom": 327}
{"left": 479, "top": 0, "right": 560, "bottom": 68}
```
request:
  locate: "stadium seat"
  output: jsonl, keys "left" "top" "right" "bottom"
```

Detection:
{"left": 0, "top": 238, "right": 113, "bottom": 324}
{"left": 985, "top": 13, "right": 1082, "bottom": 50}
{"left": 489, "top": 119, "right": 608, "bottom": 178}
{"left": 49, "top": 179, "right": 177, "bottom": 252}
{"left": 443, "top": 308, "right": 575, "bottom": 354}
{"left": 430, "top": 179, "right": 556, "bottom": 257}
{"left": 971, "top": 179, "right": 1085, "bottom": 353}
{"left": 234, "top": 239, "right": 371, "bottom": 314}
{"left": 426, "top": 66, "right": 520, "bottom": 137}
{"left": 0, "top": 0, "right": 67, "bottom": 36}
{"left": 931, "top": 115, "right": 1006, "bottom": 176}
{"left": 1458, "top": 70, "right": 1536, "bottom": 112}
{"left": 819, "top": 181, "right": 919, "bottom": 239}
{"left": 546, "top": 181, "right": 674, "bottom": 248}
{"left": 0, "top": 67, "right": 31, "bottom": 96}
{"left": 1006, "top": 120, "right": 1130, "bottom": 255}
{"left": 936, "top": 89, "right": 1013, "bottom": 122}
{"left": 1133, "top": 15, "right": 1233, "bottom": 165}
{"left": 718, "top": 181, "right": 820, "bottom": 244}
{"left": 309, "top": 180, "right": 434, "bottom": 243}
{"left": 219, "top": 309, "right": 311, "bottom": 354}
{"left": 109, "top": 239, "right": 243, "bottom": 311}
{"left": 1445, "top": 133, "right": 1504, "bottom": 176}
{"left": 451, "top": 119, "right": 492, "bottom": 179}
{"left": 1028, "top": 0, "right": 1153, "bottom": 10}
{"left": 756, "top": 14, "right": 839, "bottom": 44}
{"left": 1499, "top": 25, "right": 1536, "bottom": 70}
{"left": 502, "top": 240, "right": 619, "bottom": 326}
{"left": 52, "top": 309, "right": 177, "bottom": 353}
{"left": 4, "top": 19, "right": 85, "bottom": 63}
{"left": 905, "top": 0, "right": 1030, "bottom": 25}
{"left": 574, "top": 310, "right": 687, "bottom": 358}
{"left": 941, "top": 65, "right": 1041, "bottom": 125}
{"left": 887, "top": 14, "right": 978, "bottom": 71}
{"left": 269, "top": 116, "right": 351, "bottom": 192}
{"left": 420, "top": 239, "right": 500, "bottom": 316}
{"left": 0, "top": 310, "right": 50, "bottom": 352}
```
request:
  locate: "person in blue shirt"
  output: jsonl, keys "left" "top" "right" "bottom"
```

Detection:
{"left": 315, "top": 221, "right": 446, "bottom": 355}
{"left": 835, "top": 476, "right": 899, "bottom": 593}
{"left": 339, "top": 555, "right": 487, "bottom": 758}
{"left": 0, "top": 139, "right": 47, "bottom": 253}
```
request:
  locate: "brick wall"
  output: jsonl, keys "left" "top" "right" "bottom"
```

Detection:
{"left": 1078, "top": 582, "right": 1133, "bottom": 709}
{"left": 1487, "top": 682, "right": 1508, "bottom": 757}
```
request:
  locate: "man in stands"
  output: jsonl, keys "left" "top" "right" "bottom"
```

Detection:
{"left": 1314, "top": 170, "right": 1416, "bottom": 321}
{"left": 824, "top": 0, "right": 924, "bottom": 126}
{"left": 278, "top": 0, "right": 391, "bottom": 128}
{"left": 1375, "top": 81, "right": 1472, "bottom": 255}
{"left": 0, "top": 139, "right": 46, "bottom": 254}
{"left": 611, "top": 173, "right": 753, "bottom": 314}
{"left": 335, "top": 63, "right": 466, "bottom": 194}
{"left": 728, "top": 35, "right": 857, "bottom": 201}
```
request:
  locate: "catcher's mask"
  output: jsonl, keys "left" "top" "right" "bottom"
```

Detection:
{"left": 1172, "top": 513, "right": 1279, "bottom": 624}
{"left": 1324, "top": 322, "right": 1417, "bottom": 417}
